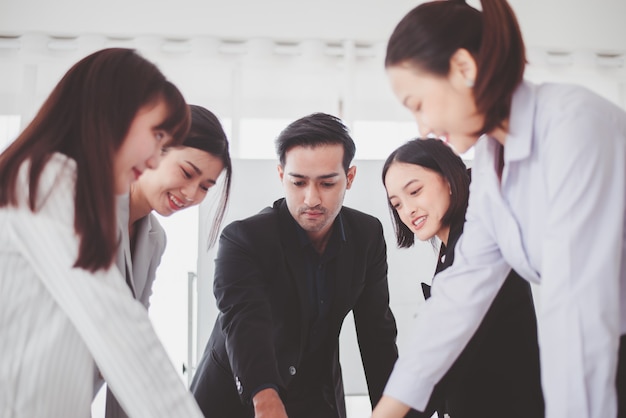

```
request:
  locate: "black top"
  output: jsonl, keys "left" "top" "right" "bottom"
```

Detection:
{"left": 415, "top": 221, "right": 545, "bottom": 418}
{"left": 190, "top": 198, "right": 399, "bottom": 418}
{"left": 295, "top": 214, "right": 345, "bottom": 355}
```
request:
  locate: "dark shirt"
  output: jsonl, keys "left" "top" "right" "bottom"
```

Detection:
{"left": 281, "top": 214, "right": 345, "bottom": 415}
{"left": 418, "top": 220, "right": 544, "bottom": 418}
{"left": 295, "top": 213, "right": 346, "bottom": 355}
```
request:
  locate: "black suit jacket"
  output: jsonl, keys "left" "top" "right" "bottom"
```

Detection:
{"left": 191, "top": 198, "right": 399, "bottom": 418}
{"left": 416, "top": 223, "right": 545, "bottom": 418}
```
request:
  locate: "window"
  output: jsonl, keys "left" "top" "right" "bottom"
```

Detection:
{"left": 0, "top": 115, "right": 21, "bottom": 151}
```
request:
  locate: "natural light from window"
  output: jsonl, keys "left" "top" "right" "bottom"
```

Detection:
{"left": 0, "top": 115, "right": 21, "bottom": 151}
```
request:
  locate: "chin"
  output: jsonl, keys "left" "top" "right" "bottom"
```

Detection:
{"left": 115, "top": 183, "right": 130, "bottom": 195}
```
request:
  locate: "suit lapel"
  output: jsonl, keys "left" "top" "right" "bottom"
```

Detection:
{"left": 276, "top": 200, "right": 313, "bottom": 350}
{"left": 330, "top": 216, "right": 353, "bottom": 330}
{"left": 131, "top": 215, "right": 158, "bottom": 301}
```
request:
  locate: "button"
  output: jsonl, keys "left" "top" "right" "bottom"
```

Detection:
{"left": 288, "top": 366, "right": 296, "bottom": 375}
{"left": 235, "top": 376, "right": 243, "bottom": 394}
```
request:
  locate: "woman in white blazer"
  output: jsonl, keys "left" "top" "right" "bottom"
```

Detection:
{"left": 0, "top": 48, "right": 204, "bottom": 418}
{"left": 372, "top": 1, "right": 626, "bottom": 418}
{"left": 104, "top": 105, "right": 232, "bottom": 417}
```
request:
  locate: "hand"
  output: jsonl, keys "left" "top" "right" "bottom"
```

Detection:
{"left": 371, "top": 395, "right": 410, "bottom": 418}
{"left": 253, "top": 388, "right": 288, "bottom": 418}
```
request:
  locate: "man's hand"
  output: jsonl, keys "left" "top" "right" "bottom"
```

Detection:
{"left": 253, "top": 388, "right": 288, "bottom": 418}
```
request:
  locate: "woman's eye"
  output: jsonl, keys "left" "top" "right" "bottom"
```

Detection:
{"left": 155, "top": 131, "right": 166, "bottom": 142}
{"left": 293, "top": 181, "right": 305, "bottom": 187}
{"left": 200, "top": 184, "right": 210, "bottom": 192}
{"left": 410, "top": 187, "right": 422, "bottom": 196}
{"left": 181, "top": 169, "right": 192, "bottom": 179}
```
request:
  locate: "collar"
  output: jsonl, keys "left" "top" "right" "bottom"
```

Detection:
{"left": 294, "top": 211, "right": 347, "bottom": 250}
{"left": 502, "top": 80, "right": 536, "bottom": 163}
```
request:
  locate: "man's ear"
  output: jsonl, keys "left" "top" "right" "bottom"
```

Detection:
{"left": 449, "top": 48, "right": 478, "bottom": 89}
{"left": 277, "top": 164, "right": 284, "bottom": 182}
{"left": 346, "top": 166, "right": 357, "bottom": 190}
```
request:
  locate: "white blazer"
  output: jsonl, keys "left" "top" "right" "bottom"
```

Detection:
{"left": 0, "top": 154, "right": 202, "bottom": 418}
{"left": 384, "top": 81, "right": 626, "bottom": 418}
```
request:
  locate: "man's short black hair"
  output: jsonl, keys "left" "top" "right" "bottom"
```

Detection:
{"left": 275, "top": 113, "right": 356, "bottom": 172}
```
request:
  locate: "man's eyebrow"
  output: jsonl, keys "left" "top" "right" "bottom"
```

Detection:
{"left": 287, "top": 172, "right": 340, "bottom": 180}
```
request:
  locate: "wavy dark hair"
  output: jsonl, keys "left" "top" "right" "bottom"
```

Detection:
{"left": 385, "top": 0, "right": 526, "bottom": 135}
{"left": 382, "top": 138, "right": 470, "bottom": 248}
{"left": 182, "top": 104, "right": 232, "bottom": 248}
{"left": 0, "top": 48, "right": 190, "bottom": 271}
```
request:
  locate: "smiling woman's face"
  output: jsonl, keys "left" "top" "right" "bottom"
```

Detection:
{"left": 387, "top": 63, "right": 484, "bottom": 155}
{"left": 385, "top": 161, "right": 451, "bottom": 243}
{"left": 136, "top": 146, "right": 224, "bottom": 216}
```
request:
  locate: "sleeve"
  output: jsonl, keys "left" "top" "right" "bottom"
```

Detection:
{"left": 7, "top": 176, "right": 203, "bottom": 418}
{"left": 537, "top": 99, "right": 625, "bottom": 418}
{"left": 382, "top": 181, "right": 511, "bottom": 412}
{"left": 212, "top": 221, "right": 283, "bottom": 403}
{"left": 351, "top": 218, "right": 399, "bottom": 407}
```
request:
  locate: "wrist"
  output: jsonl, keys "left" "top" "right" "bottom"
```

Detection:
{"left": 252, "top": 387, "right": 281, "bottom": 410}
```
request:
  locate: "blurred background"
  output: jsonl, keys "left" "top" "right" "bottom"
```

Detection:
{"left": 1, "top": 0, "right": 625, "bottom": 416}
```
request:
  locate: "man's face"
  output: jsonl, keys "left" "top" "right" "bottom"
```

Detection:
{"left": 278, "top": 143, "right": 356, "bottom": 243}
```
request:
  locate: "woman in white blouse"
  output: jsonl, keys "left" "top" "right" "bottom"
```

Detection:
{"left": 0, "top": 48, "right": 204, "bottom": 417}
{"left": 104, "top": 105, "right": 232, "bottom": 417}
{"left": 372, "top": 1, "right": 626, "bottom": 418}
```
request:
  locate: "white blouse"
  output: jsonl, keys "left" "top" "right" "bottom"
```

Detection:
{"left": 0, "top": 154, "right": 203, "bottom": 418}
{"left": 384, "top": 81, "right": 626, "bottom": 418}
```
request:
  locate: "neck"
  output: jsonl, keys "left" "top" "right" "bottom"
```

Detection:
{"left": 128, "top": 183, "right": 152, "bottom": 226}
{"left": 488, "top": 119, "right": 509, "bottom": 146}
{"left": 436, "top": 225, "right": 450, "bottom": 247}
{"left": 309, "top": 227, "right": 333, "bottom": 255}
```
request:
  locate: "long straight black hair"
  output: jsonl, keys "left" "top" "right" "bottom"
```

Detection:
{"left": 0, "top": 48, "right": 190, "bottom": 271}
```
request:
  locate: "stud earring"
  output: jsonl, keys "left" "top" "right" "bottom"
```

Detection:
{"left": 465, "top": 78, "right": 475, "bottom": 88}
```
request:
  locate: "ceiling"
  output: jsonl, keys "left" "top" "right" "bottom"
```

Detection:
{"left": 1, "top": 0, "right": 625, "bottom": 53}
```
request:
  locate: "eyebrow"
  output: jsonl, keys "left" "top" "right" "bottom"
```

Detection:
{"left": 287, "top": 172, "right": 340, "bottom": 180}
{"left": 185, "top": 160, "right": 217, "bottom": 185}
{"left": 387, "top": 178, "right": 420, "bottom": 200}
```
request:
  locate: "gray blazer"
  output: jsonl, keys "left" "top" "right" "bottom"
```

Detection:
{"left": 104, "top": 195, "right": 167, "bottom": 418}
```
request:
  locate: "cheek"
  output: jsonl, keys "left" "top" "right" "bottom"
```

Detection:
{"left": 398, "top": 212, "right": 412, "bottom": 229}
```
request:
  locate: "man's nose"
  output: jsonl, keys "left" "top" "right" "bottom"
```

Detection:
{"left": 304, "top": 185, "right": 321, "bottom": 207}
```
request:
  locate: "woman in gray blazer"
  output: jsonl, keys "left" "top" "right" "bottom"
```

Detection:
{"left": 104, "top": 104, "right": 233, "bottom": 417}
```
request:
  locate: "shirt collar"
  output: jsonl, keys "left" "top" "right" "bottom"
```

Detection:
{"left": 295, "top": 211, "right": 347, "bottom": 249}
{"left": 502, "top": 80, "right": 536, "bottom": 163}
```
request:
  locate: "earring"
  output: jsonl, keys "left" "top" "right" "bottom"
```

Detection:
{"left": 465, "top": 78, "right": 475, "bottom": 88}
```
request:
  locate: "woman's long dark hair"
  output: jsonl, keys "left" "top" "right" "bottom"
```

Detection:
{"left": 382, "top": 138, "right": 470, "bottom": 248}
{"left": 385, "top": 0, "right": 526, "bottom": 135}
{"left": 184, "top": 105, "right": 232, "bottom": 248}
{"left": 0, "top": 48, "right": 190, "bottom": 271}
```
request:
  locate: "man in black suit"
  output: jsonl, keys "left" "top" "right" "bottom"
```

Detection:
{"left": 190, "top": 113, "right": 400, "bottom": 418}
